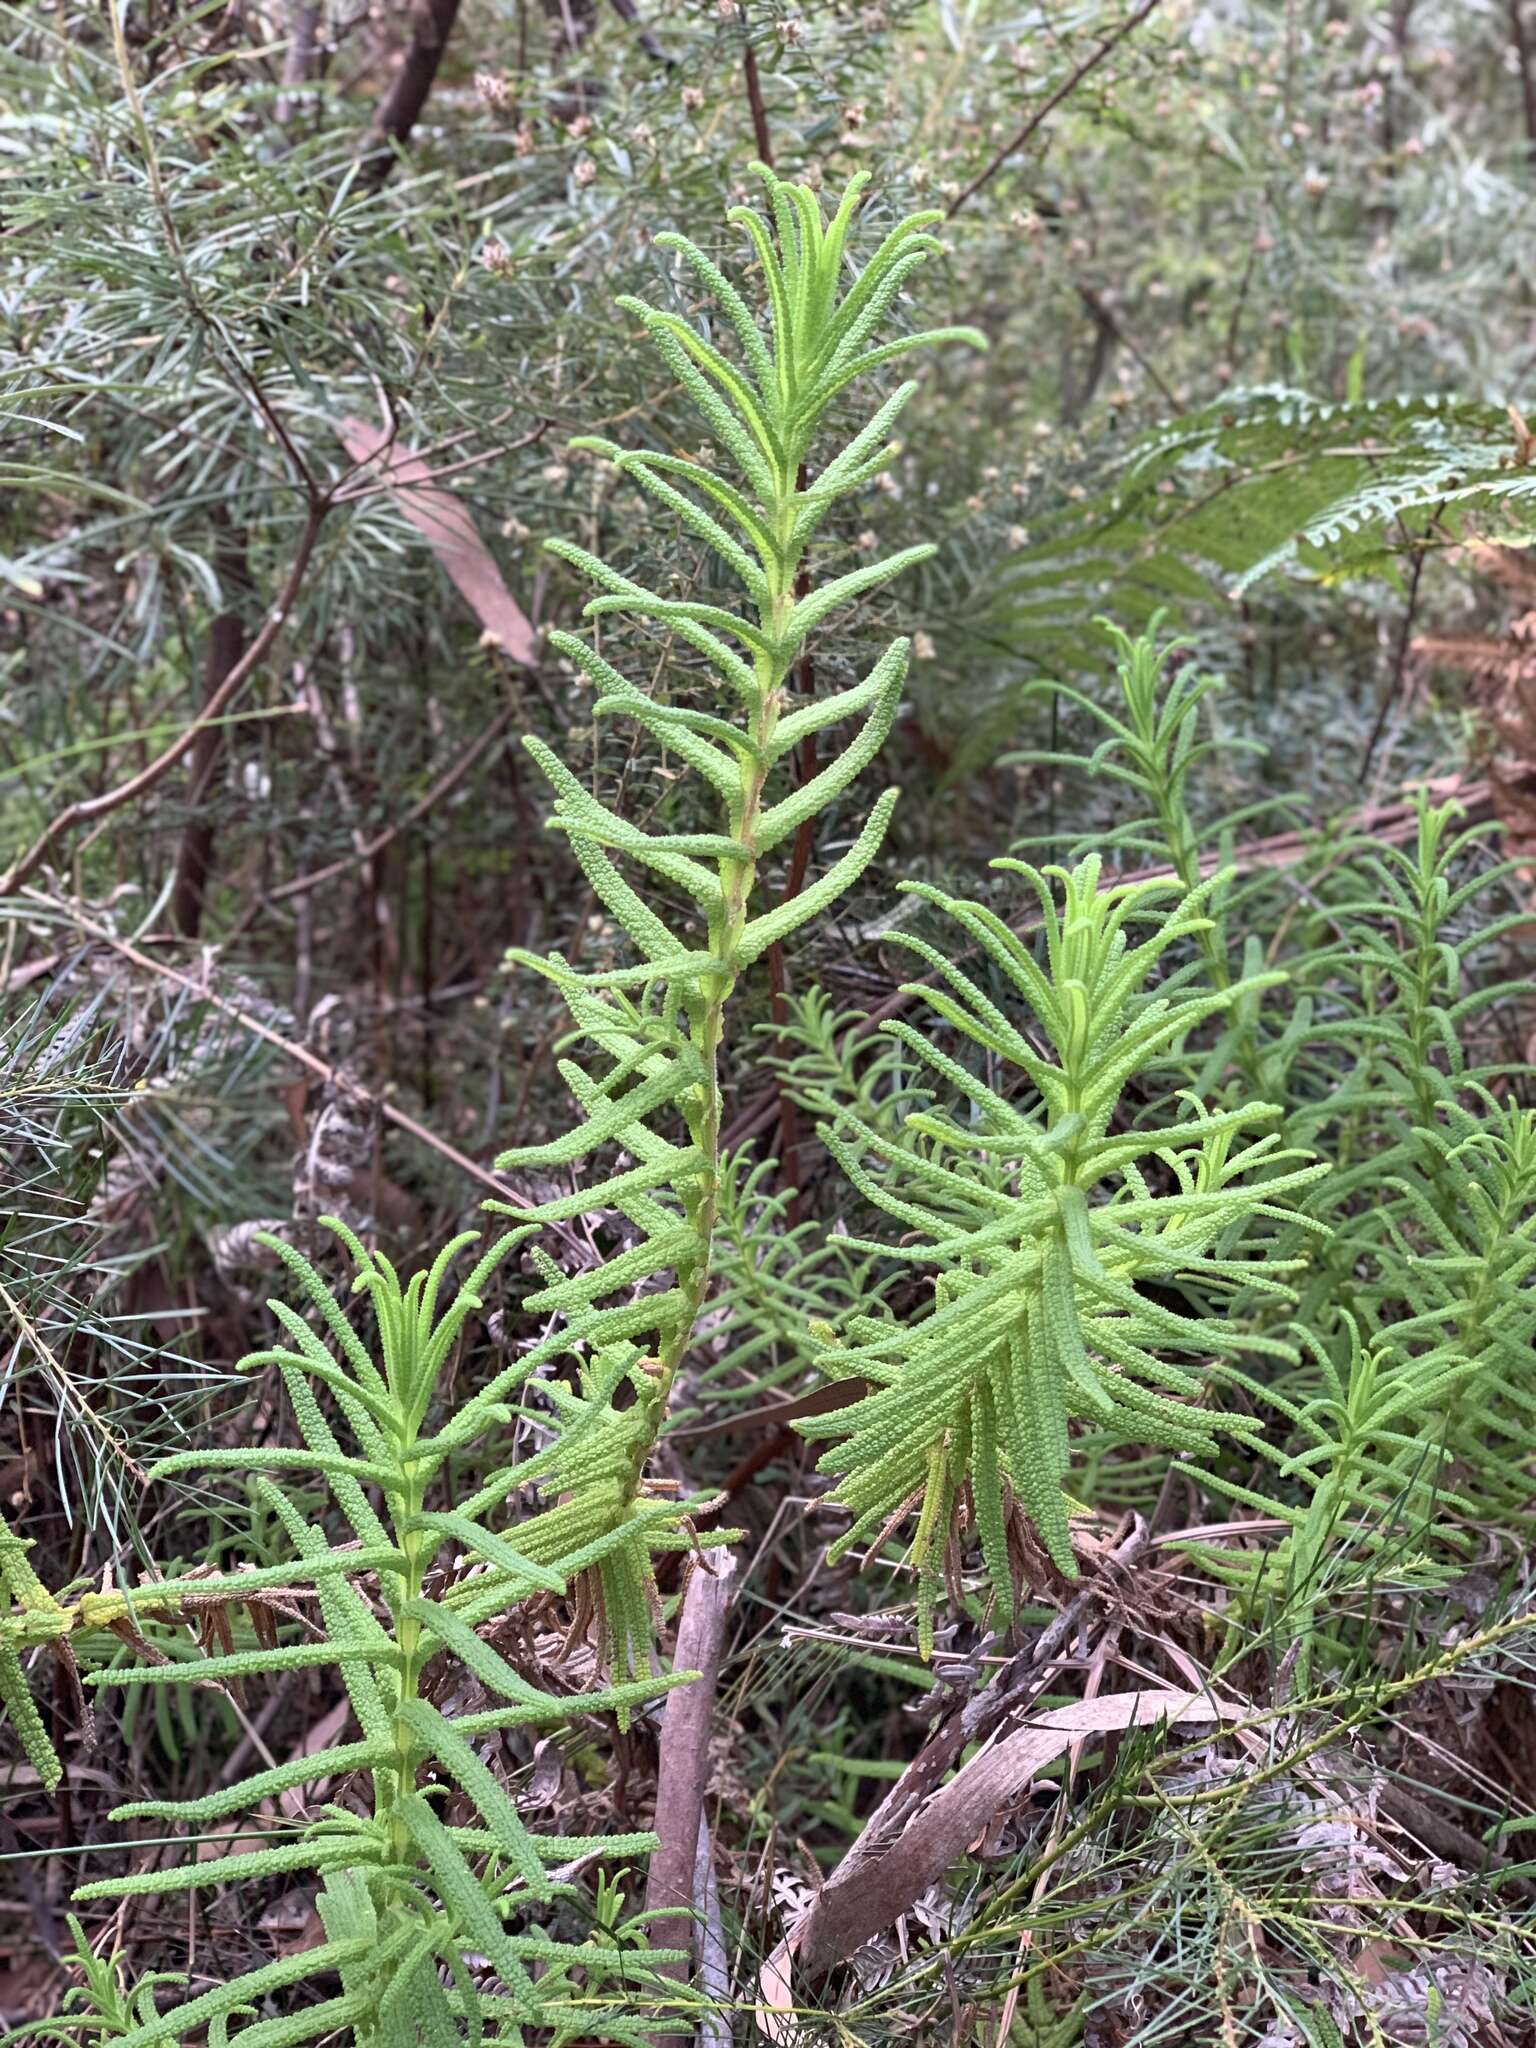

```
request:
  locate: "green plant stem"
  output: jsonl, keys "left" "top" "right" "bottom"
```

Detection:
{"left": 386, "top": 1467, "right": 428, "bottom": 1866}
{"left": 644, "top": 482, "right": 801, "bottom": 1441}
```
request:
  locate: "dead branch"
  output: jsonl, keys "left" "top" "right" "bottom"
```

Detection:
{"left": 644, "top": 1550, "right": 739, "bottom": 2043}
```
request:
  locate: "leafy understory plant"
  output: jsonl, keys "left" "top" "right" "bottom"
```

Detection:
{"left": 1013, "top": 621, "right": 1313, "bottom": 1101}
{"left": 1192, "top": 1098, "right": 1536, "bottom": 1660}
{"left": 1, "top": 167, "right": 983, "bottom": 2039}
{"left": 993, "top": 627, "right": 1536, "bottom": 1675}
{"left": 492, "top": 162, "right": 982, "bottom": 1554}
{"left": 802, "top": 855, "right": 1329, "bottom": 1641}
{"left": 24, "top": 1223, "right": 687, "bottom": 2046}
{"left": 1010, "top": 619, "right": 1270, "bottom": 907}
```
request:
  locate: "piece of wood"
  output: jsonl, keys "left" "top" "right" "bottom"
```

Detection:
{"left": 758, "top": 1687, "right": 1245, "bottom": 2034}
{"left": 645, "top": 1551, "right": 739, "bottom": 2043}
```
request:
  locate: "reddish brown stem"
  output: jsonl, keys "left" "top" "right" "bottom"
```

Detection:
{"left": 742, "top": 38, "right": 773, "bottom": 164}
{"left": 360, "top": 0, "right": 463, "bottom": 190}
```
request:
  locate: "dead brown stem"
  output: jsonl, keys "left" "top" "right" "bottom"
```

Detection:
{"left": 643, "top": 1551, "right": 738, "bottom": 2041}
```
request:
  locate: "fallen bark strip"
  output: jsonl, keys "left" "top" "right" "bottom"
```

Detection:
{"left": 645, "top": 1550, "right": 739, "bottom": 2044}
{"left": 758, "top": 1687, "right": 1245, "bottom": 2034}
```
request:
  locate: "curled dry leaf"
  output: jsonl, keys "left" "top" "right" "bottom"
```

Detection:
{"left": 335, "top": 417, "right": 540, "bottom": 663}
{"left": 755, "top": 1687, "right": 1246, "bottom": 2040}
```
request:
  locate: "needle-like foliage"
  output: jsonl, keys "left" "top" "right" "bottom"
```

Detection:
{"left": 494, "top": 161, "right": 982, "bottom": 1566}
{"left": 802, "top": 855, "right": 1327, "bottom": 1638}
{"left": 9, "top": 1222, "right": 683, "bottom": 2045}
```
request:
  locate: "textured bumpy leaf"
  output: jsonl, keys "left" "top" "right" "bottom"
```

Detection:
{"left": 395, "top": 1697, "right": 553, "bottom": 1895}
{"left": 0, "top": 1638, "right": 60, "bottom": 1791}
{"left": 400, "top": 1597, "right": 551, "bottom": 1705}
{"left": 277, "top": 1367, "right": 397, "bottom": 1553}
{"left": 735, "top": 788, "right": 901, "bottom": 966}
{"left": 101, "top": 1939, "right": 376, "bottom": 2048}
{"left": 377, "top": 1937, "right": 464, "bottom": 2048}
{"left": 776, "top": 546, "right": 934, "bottom": 662}
{"left": 90, "top": 1639, "right": 399, "bottom": 1689}
{"left": 253, "top": 1484, "right": 396, "bottom": 1745}
{"left": 754, "top": 641, "right": 908, "bottom": 854}
{"left": 806, "top": 854, "right": 1321, "bottom": 1626}
{"left": 393, "top": 1793, "right": 536, "bottom": 2003}
{"left": 148, "top": 1446, "right": 400, "bottom": 1488}
{"left": 496, "top": 1045, "right": 701, "bottom": 1169}
{"left": 218, "top": 1994, "right": 372, "bottom": 2048}
{"left": 112, "top": 1737, "right": 392, "bottom": 1822}
{"left": 448, "top": 1670, "right": 695, "bottom": 1733}
{"left": 0, "top": 1510, "right": 63, "bottom": 1613}
{"left": 403, "top": 1509, "right": 566, "bottom": 1592}
{"left": 74, "top": 1839, "right": 370, "bottom": 1903}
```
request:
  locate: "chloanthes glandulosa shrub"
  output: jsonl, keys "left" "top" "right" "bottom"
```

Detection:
{"left": 8, "top": 164, "right": 1536, "bottom": 2046}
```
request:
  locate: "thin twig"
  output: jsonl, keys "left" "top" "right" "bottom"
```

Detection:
{"left": 607, "top": 0, "right": 672, "bottom": 65}
{"left": 1073, "top": 280, "right": 1176, "bottom": 409}
{"left": 107, "top": 0, "right": 316, "bottom": 492}
{"left": 944, "top": 0, "right": 1168, "bottom": 220}
{"left": 1, "top": 504, "right": 327, "bottom": 898}
{"left": 13, "top": 893, "right": 529, "bottom": 1209}
{"left": 0, "top": 1280, "right": 148, "bottom": 1486}
{"left": 1362, "top": 512, "right": 1441, "bottom": 782}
